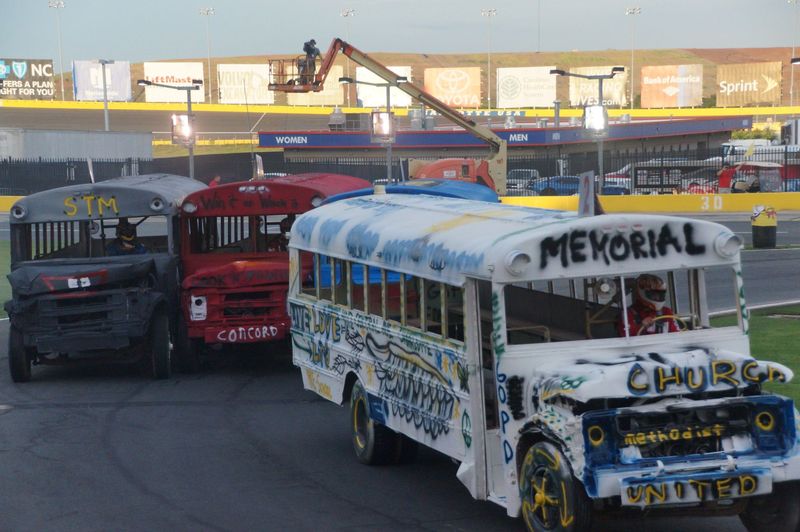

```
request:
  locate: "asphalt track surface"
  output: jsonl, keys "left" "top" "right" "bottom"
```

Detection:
{"left": 0, "top": 330, "right": 747, "bottom": 532}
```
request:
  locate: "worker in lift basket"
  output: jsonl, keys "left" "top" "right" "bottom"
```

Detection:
{"left": 617, "top": 274, "right": 679, "bottom": 336}
{"left": 299, "top": 39, "right": 321, "bottom": 84}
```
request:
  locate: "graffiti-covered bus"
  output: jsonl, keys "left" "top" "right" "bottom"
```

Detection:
{"left": 287, "top": 193, "right": 800, "bottom": 531}
{"left": 176, "top": 173, "right": 370, "bottom": 371}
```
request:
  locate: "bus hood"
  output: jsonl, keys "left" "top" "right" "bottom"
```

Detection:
{"left": 531, "top": 348, "right": 793, "bottom": 404}
{"left": 7, "top": 257, "right": 155, "bottom": 296}
{"left": 181, "top": 260, "right": 289, "bottom": 289}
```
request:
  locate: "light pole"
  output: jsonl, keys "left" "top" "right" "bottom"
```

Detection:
{"left": 137, "top": 79, "right": 203, "bottom": 179}
{"left": 48, "top": 0, "right": 66, "bottom": 101}
{"left": 98, "top": 59, "right": 114, "bottom": 131}
{"left": 341, "top": 8, "right": 356, "bottom": 107}
{"left": 550, "top": 67, "right": 625, "bottom": 187}
{"left": 481, "top": 8, "right": 497, "bottom": 123}
{"left": 340, "top": 76, "right": 407, "bottom": 183}
{"left": 200, "top": 7, "right": 215, "bottom": 103}
{"left": 790, "top": 0, "right": 799, "bottom": 108}
{"left": 625, "top": 7, "right": 641, "bottom": 110}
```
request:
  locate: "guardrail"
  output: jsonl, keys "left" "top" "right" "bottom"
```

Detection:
{"left": 3, "top": 192, "right": 798, "bottom": 214}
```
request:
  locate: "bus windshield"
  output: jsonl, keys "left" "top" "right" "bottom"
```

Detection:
{"left": 501, "top": 266, "right": 742, "bottom": 345}
{"left": 185, "top": 214, "right": 295, "bottom": 254}
{"left": 12, "top": 216, "right": 170, "bottom": 262}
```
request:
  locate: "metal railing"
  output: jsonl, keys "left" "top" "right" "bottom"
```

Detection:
{"left": 2, "top": 146, "right": 799, "bottom": 196}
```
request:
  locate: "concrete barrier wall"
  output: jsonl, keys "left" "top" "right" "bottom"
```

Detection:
{"left": 501, "top": 192, "right": 800, "bottom": 213}
{"left": 0, "top": 197, "right": 22, "bottom": 212}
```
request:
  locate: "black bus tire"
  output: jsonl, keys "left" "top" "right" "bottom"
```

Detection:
{"left": 149, "top": 310, "right": 172, "bottom": 380}
{"left": 8, "top": 327, "right": 31, "bottom": 383}
{"left": 350, "top": 380, "right": 397, "bottom": 465}
{"left": 740, "top": 481, "right": 800, "bottom": 532}
{"left": 519, "top": 441, "right": 593, "bottom": 532}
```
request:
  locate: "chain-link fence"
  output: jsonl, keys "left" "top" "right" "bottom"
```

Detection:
{"left": 2, "top": 145, "right": 799, "bottom": 196}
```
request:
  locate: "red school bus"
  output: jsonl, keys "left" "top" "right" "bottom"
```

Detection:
{"left": 176, "top": 173, "right": 371, "bottom": 370}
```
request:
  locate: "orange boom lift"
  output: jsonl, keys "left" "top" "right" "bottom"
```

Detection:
{"left": 268, "top": 38, "right": 508, "bottom": 195}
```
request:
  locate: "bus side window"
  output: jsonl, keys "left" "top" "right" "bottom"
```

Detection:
{"left": 332, "top": 258, "right": 350, "bottom": 307}
{"left": 385, "top": 270, "right": 402, "bottom": 322}
{"left": 367, "top": 266, "right": 382, "bottom": 316}
{"left": 403, "top": 274, "right": 421, "bottom": 328}
{"left": 299, "top": 250, "right": 316, "bottom": 297}
{"left": 446, "top": 285, "right": 465, "bottom": 342}
{"left": 318, "top": 255, "right": 333, "bottom": 302}
{"left": 351, "top": 263, "right": 366, "bottom": 312}
{"left": 425, "top": 280, "right": 443, "bottom": 336}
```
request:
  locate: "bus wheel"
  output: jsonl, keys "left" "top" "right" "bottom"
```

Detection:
{"left": 740, "top": 481, "right": 800, "bottom": 532}
{"left": 149, "top": 310, "right": 172, "bottom": 380}
{"left": 8, "top": 327, "right": 31, "bottom": 383}
{"left": 177, "top": 317, "right": 201, "bottom": 374}
{"left": 350, "top": 380, "right": 397, "bottom": 465}
{"left": 519, "top": 441, "right": 592, "bottom": 532}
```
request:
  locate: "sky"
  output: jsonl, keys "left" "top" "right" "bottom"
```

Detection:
{"left": 1, "top": 0, "right": 798, "bottom": 68}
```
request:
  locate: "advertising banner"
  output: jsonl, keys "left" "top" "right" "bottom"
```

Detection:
{"left": 497, "top": 66, "right": 556, "bottom": 108}
{"left": 72, "top": 60, "right": 132, "bottom": 101}
{"left": 568, "top": 66, "right": 627, "bottom": 107}
{"left": 423, "top": 67, "right": 481, "bottom": 108}
{"left": 355, "top": 66, "right": 412, "bottom": 107}
{"left": 141, "top": 62, "right": 205, "bottom": 103}
{"left": 217, "top": 64, "right": 274, "bottom": 104}
{"left": 716, "top": 62, "right": 782, "bottom": 107}
{"left": 0, "top": 58, "right": 55, "bottom": 100}
{"left": 287, "top": 65, "right": 344, "bottom": 106}
{"left": 640, "top": 64, "right": 703, "bottom": 108}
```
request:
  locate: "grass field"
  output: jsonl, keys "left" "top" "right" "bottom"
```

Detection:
{"left": 712, "top": 305, "right": 800, "bottom": 403}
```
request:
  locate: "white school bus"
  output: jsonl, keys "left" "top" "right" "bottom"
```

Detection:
{"left": 287, "top": 194, "right": 800, "bottom": 532}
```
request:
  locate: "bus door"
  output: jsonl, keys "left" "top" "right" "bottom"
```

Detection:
{"left": 461, "top": 278, "right": 507, "bottom": 503}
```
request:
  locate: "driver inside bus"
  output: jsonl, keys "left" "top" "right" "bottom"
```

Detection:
{"left": 107, "top": 218, "right": 147, "bottom": 256}
{"left": 617, "top": 274, "right": 679, "bottom": 336}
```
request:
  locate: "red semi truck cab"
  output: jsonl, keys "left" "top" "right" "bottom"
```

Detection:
{"left": 176, "top": 173, "right": 370, "bottom": 370}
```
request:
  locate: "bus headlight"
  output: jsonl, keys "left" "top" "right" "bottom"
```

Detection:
{"left": 182, "top": 202, "right": 198, "bottom": 213}
{"left": 11, "top": 205, "right": 26, "bottom": 220}
{"left": 150, "top": 197, "right": 165, "bottom": 211}
{"left": 190, "top": 295, "right": 207, "bottom": 321}
{"left": 755, "top": 410, "right": 775, "bottom": 432}
{"left": 504, "top": 250, "right": 531, "bottom": 276}
{"left": 714, "top": 233, "right": 742, "bottom": 258}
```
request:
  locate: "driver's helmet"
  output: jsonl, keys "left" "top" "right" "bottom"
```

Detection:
{"left": 634, "top": 274, "right": 667, "bottom": 311}
{"left": 116, "top": 219, "right": 137, "bottom": 242}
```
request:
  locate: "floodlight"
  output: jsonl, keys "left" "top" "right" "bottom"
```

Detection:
{"left": 370, "top": 111, "right": 395, "bottom": 143}
{"left": 583, "top": 105, "right": 608, "bottom": 137}
{"left": 171, "top": 114, "right": 195, "bottom": 146}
